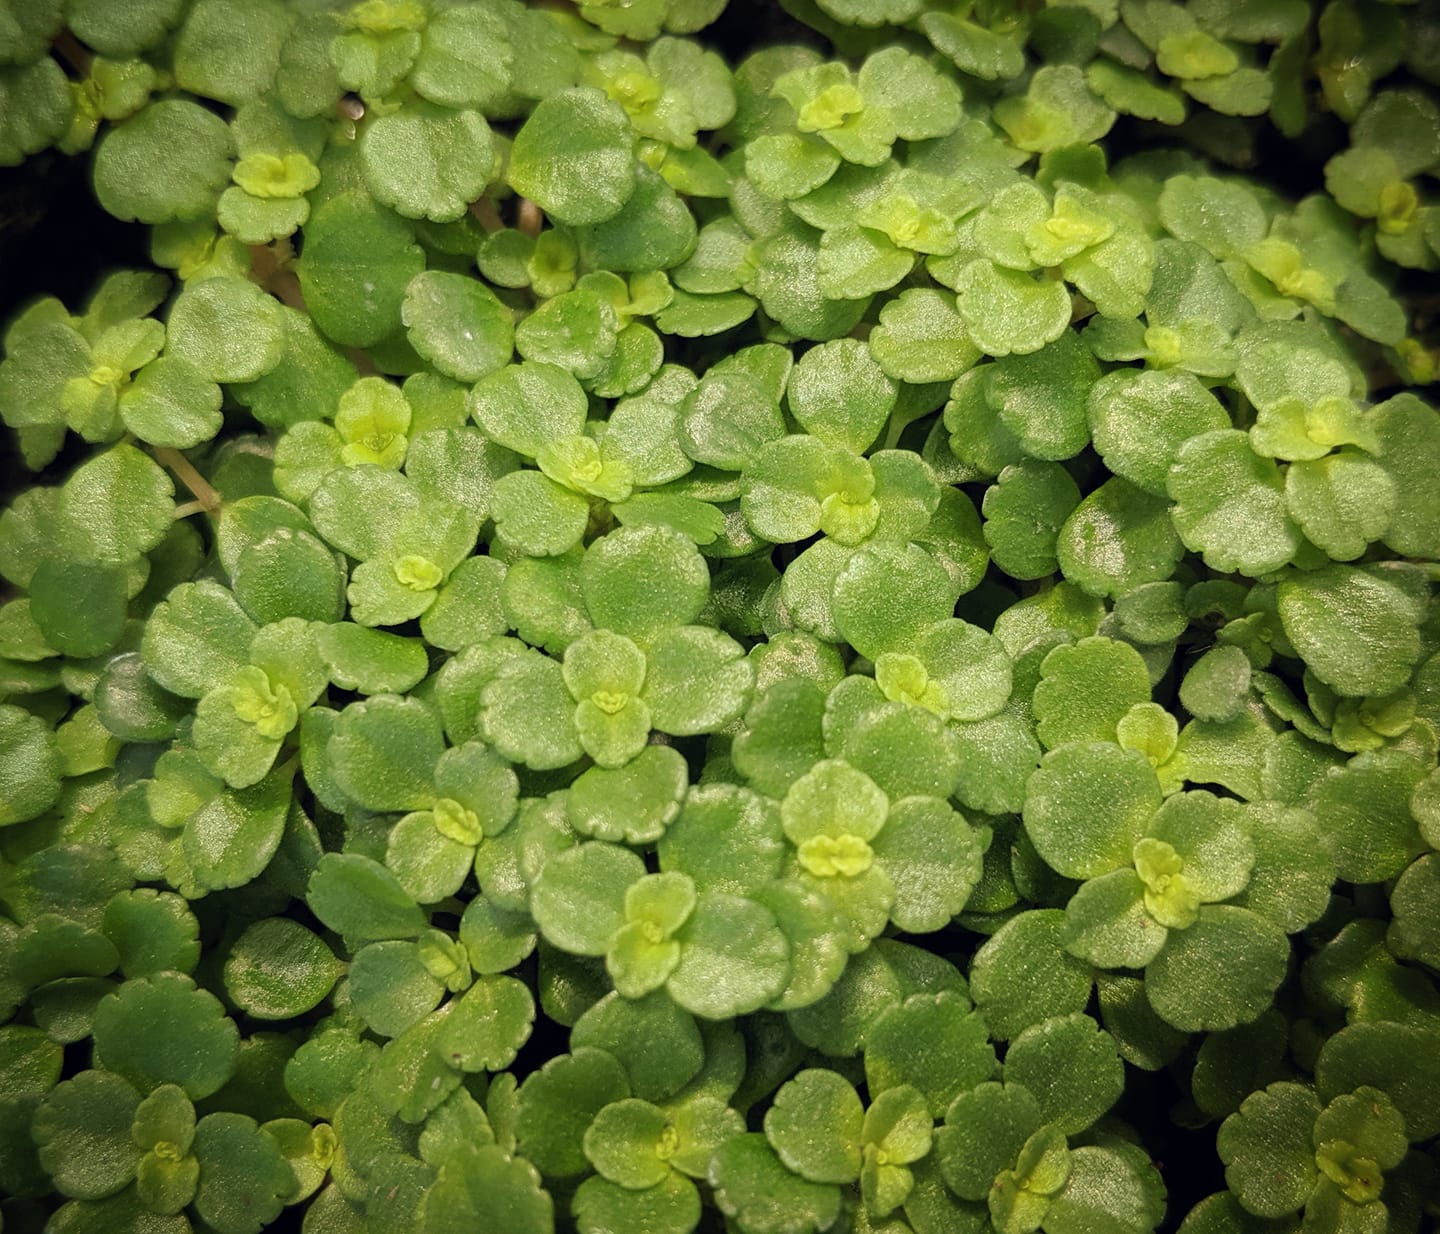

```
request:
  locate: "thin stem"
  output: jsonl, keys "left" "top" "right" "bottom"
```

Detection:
{"left": 250, "top": 241, "right": 306, "bottom": 311}
{"left": 153, "top": 447, "right": 222, "bottom": 515}
{"left": 469, "top": 197, "right": 504, "bottom": 233}
{"left": 52, "top": 30, "right": 93, "bottom": 78}
{"left": 172, "top": 500, "right": 207, "bottom": 521}
{"left": 518, "top": 198, "right": 544, "bottom": 238}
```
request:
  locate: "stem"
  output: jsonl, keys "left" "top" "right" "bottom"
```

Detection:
{"left": 469, "top": 197, "right": 504, "bottom": 233}
{"left": 250, "top": 241, "right": 306, "bottom": 311}
{"left": 153, "top": 447, "right": 222, "bottom": 515}
{"left": 347, "top": 348, "right": 379, "bottom": 377}
{"left": 518, "top": 198, "right": 543, "bottom": 238}
{"left": 52, "top": 30, "right": 93, "bottom": 78}
{"left": 172, "top": 500, "right": 206, "bottom": 521}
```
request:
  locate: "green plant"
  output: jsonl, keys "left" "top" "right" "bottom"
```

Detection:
{"left": 2, "top": 1, "right": 1440, "bottom": 1232}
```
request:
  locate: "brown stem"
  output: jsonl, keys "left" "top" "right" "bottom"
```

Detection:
{"left": 469, "top": 197, "right": 505, "bottom": 233}
{"left": 347, "top": 348, "right": 380, "bottom": 377}
{"left": 52, "top": 30, "right": 93, "bottom": 78}
{"left": 153, "top": 448, "right": 222, "bottom": 515}
{"left": 249, "top": 241, "right": 307, "bottom": 311}
{"left": 518, "top": 199, "right": 544, "bottom": 238}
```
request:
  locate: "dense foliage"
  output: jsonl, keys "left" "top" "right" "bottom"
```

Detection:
{"left": 3, "top": 1, "right": 1440, "bottom": 1232}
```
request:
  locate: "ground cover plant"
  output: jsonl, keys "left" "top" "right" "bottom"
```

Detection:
{"left": 2, "top": 0, "right": 1440, "bottom": 1231}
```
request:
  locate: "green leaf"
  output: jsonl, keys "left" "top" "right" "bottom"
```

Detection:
{"left": 297, "top": 190, "right": 425, "bottom": 349}
{"left": 982, "top": 460, "right": 1082, "bottom": 581}
{"left": 1144, "top": 905, "right": 1289, "bottom": 1032}
{"left": 787, "top": 337, "right": 897, "bottom": 455}
{"left": 490, "top": 470, "right": 590, "bottom": 559}
{"left": 223, "top": 918, "right": 339, "bottom": 1021}
{"left": 422, "top": 1142, "right": 552, "bottom": 1234}
{"left": 217, "top": 188, "right": 309, "bottom": 245}
{"left": 173, "top": 0, "right": 290, "bottom": 105}
{"left": 573, "top": 1173, "right": 701, "bottom": 1234}
{"left": 869, "top": 288, "right": 981, "bottom": 384}
{"left": 0, "top": 56, "right": 70, "bottom": 168}
{"left": 516, "top": 293, "right": 620, "bottom": 387}
{"left": 0, "top": 299, "right": 89, "bottom": 435}
{"left": 439, "top": 975, "right": 535, "bottom": 1072}
{"left": 92, "top": 99, "right": 233, "bottom": 224}
{"left": 667, "top": 892, "right": 791, "bottom": 1019}
{"left": 1087, "top": 60, "right": 1186, "bottom": 124}
{"left": 306, "top": 852, "right": 427, "bottom": 943}
{"left": 119, "top": 355, "right": 223, "bottom": 448}
{"left": 830, "top": 543, "right": 956, "bottom": 662}
{"left": 984, "top": 333, "right": 1098, "bottom": 464}
{"left": 1034, "top": 637, "right": 1154, "bottom": 750}
{"left": 167, "top": 275, "right": 285, "bottom": 383}
{"left": 192, "top": 1112, "right": 295, "bottom": 1234}
{"left": 934, "top": 1081, "right": 1044, "bottom": 1202}
{"left": 1167, "top": 430, "right": 1300, "bottom": 577}
{"left": 679, "top": 371, "right": 784, "bottom": 476}
{"left": 634, "top": 625, "right": 749, "bottom": 736}
{"left": 362, "top": 104, "right": 494, "bottom": 223}
{"left": 531, "top": 841, "right": 645, "bottom": 957}
{"left": 481, "top": 650, "right": 585, "bottom": 770}
{"left": 460, "top": 895, "right": 537, "bottom": 977}
{"left": 1305, "top": 748, "right": 1426, "bottom": 884}
{"left": 580, "top": 524, "right": 710, "bottom": 647}
{"left": 971, "top": 910, "right": 1095, "bottom": 1041}
{"left": 1216, "top": 1081, "right": 1319, "bottom": 1217}
{"left": 1086, "top": 369, "right": 1231, "bottom": 498}
{"left": 232, "top": 528, "right": 345, "bottom": 625}
{"left": 658, "top": 781, "right": 788, "bottom": 894}
{"left": 952, "top": 260, "right": 1074, "bottom": 358}
{"left": 568, "top": 746, "right": 689, "bottom": 845}
{"left": 1025, "top": 743, "right": 1161, "bottom": 879}
{"left": 56, "top": 441, "right": 173, "bottom": 564}
{"left": 515, "top": 1047, "right": 630, "bottom": 1180}
{"left": 1179, "top": 646, "right": 1251, "bottom": 723}
{"left": 411, "top": 2, "right": 512, "bottom": 110}
{"left": 1316, "top": 1021, "right": 1440, "bottom": 1143}
{"left": 1277, "top": 565, "right": 1424, "bottom": 699}
{"left": 231, "top": 307, "right": 356, "bottom": 432}
{"left": 0, "top": 0, "right": 65, "bottom": 62}
{"left": 745, "top": 132, "right": 841, "bottom": 200}
{"left": 572, "top": 990, "right": 704, "bottom": 1103}
{"left": 765, "top": 1069, "right": 863, "bottom": 1184}
{"left": 1004, "top": 1014, "right": 1123, "bottom": 1136}
{"left": 0, "top": 702, "right": 61, "bottom": 826}
{"left": 1064, "top": 869, "right": 1165, "bottom": 971}
{"left": 141, "top": 580, "right": 255, "bottom": 698}
{"left": 32, "top": 1069, "right": 140, "bottom": 1200}
{"left": 873, "top": 796, "right": 986, "bottom": 933}
{"left": 865, "top": 991, "right": 994, "bottom": 1117}
{"left": 101, "top": 889, "right": 200, "bottom": 979}
{"left": 348, "top": 939, "right": 443, "bottom": 1038}
{"left": 710, "top": 1133, "right": 844, "bottom": 1234}
{"left": 1371, "top": 394, "right": 1440, "bottom": 559}
{"left": 583, "top": 1096, "right": 673, "bottom": 1190}
{"left": 469, "top": 361, "right": 588, "bottom": 458}
{"left": 64, "top": 0, "right": 180, "bottom": 57}
{"left": 1043, "top": 1142, "right": 1166, "bottom": 1234}
{"left": 575, "top": 165, "right": 698, "bottom": 275}
{"left": 92, "top": 972, "right": 239, "bottom": 1099}
{"left": 1057, "top": 478, "right": 1184, "bottom": 599}
{"left": 817, "top": 225, "right": 915, "bottom": 299}
{"left": 1158, "top": 175, "right": 1268, "bottom": 260}
{"left": 318, "top": 623, "right": 427, "bottom": 695}
{"left": 508, "top": 86, "right": 637, "bottom": 226}
{"left": 402, "top": 271, "right": 513, "bottom": 383}
{"left": 328, "top": 694, "right": 444, "bottom": 812}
